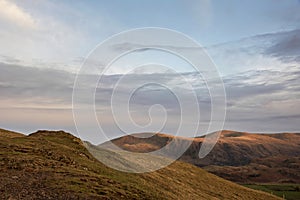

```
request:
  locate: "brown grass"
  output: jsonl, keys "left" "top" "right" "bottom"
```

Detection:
{"left": 0, "top": 128, "right": 281, "bottom": 199}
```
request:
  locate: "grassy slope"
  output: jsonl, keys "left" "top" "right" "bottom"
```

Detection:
{"left": 0, "top": 130, "right": 281, "bottom": 200}
{"left": 0, "top": 128, "right": 24, "bottom": 138}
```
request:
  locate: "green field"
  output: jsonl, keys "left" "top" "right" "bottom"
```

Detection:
{"left": 243, "top": 184, "right": 300, "bottom": 200}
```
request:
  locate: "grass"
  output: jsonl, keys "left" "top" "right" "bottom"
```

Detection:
{"left": 0, "top": 129, "right": 282, "bottom": 199}
{"left": 243, "top": 184, "right": 300, "bottom": 200}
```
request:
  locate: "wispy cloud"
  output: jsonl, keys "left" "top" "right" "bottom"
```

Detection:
{"left": 1, "top": 58, "right": 299, "bottom": 142}
{"left": 264, "top": 29, "right": 300, "bottom": 62}
{"left": 105, "top": 29, "right": 300, "bottom": 76}
{"left": 0, "top": 0, "right": 36, "bottom": 29}
{"left": 0, "top": 0, "right": 123, "bottom": 69}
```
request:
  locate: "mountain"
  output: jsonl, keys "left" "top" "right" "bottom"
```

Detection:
{"left": 0, "top": 129, "right": 280, "bottom": 200}
{"left": 101, "top": 130, "right": 300, "bottom": 184}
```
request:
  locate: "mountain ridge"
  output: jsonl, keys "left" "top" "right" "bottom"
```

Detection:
{"left": 0, "top": 128, "right": 281, "bottom": 199}
{"left": 101, "top": 130, "right": 300, "bottom": 183}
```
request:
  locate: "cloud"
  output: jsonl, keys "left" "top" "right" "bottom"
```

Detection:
{"left": 264, "top": 29, "right": 300, "bottom": 62}
{"left": 0, "top": 0, "right": 122, "bottom": 69}
{"left": 0, "top": 0, "right": 36, "bottom": 29}
{"left": 0, "top": 26, "right": 300, "bottom": 139}
{"left": 106, "top": 29, "right": 300, "bottom": 76}
{"left": 1, "top": 59, "right": 300, "bottom": 142}
{"left": 1, "top": 27, "right": 300, "bottom": 141}
{"left": 207, "top": 29, "right": 300, "bottom": 75}
{"left": 0, "top": 62, "right": 74, "bottom": 107}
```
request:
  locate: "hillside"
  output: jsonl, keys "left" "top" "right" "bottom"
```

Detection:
{"left": 102, "top": 130, "right": 300, "bottom": 184}
{"left": 0, "top": 128, "right": 25, "bottom": 138}
{"left": 0, "top": 129, "right": 281, "bottom": 200}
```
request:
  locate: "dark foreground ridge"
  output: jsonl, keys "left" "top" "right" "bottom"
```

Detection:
{"left": 0, "top": 128, "right": 280, "bottom": 200}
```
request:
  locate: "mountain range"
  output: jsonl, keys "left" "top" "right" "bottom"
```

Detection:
{"left": 102, "top": 130, "right": 300, "bottom": 184}
{"left": 0, "top": 128, "right": 283, "bottom": 200}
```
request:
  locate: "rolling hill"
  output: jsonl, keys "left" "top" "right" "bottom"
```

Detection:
{"left": 0, "top": 128, "right": 24, "bottom": 138}
{"left": 101, "top": 130, "right": 300, "bottom": 184}
{"left": 0, "top": 128, "right": 281, "bottom": 200}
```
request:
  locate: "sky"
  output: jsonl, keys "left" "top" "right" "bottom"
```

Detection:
{"left": 0, "top": 0, "right": 300, "bottom": 143}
